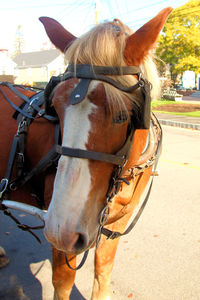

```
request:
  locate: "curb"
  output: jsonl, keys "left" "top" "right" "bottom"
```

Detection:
{"left": 158, "top": 119, "right": 200, "bottom": 130}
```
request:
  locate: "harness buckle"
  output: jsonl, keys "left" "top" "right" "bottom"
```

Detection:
{"left": 0, "top": 178, "right": 8, "bottom": 198}
{"left": 138, "top": 73, "right": 144, "bottom": 87}
{"left": 17, "top": 120, "right": 28, "bottom": 135}
{"left": 38, "top": 109, "right": 45, "bottom": 117}
{"left": 17, "top": 152, "right": 24, "bottom": 164}
{"left": 106, "top": 231, "right": 120, "bottom": 240}
{"left": 29, "top": 97, "right": 38, "bottom": 107}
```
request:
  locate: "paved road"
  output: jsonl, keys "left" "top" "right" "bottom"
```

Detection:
{"left": 183, "top": 94, "right": 200, "bottom": 101}
{"left": 0, "top": 126, "right": 200, "bottom": 300}
{"left": 182, "top": 95, "right": 200, "bottom": 102}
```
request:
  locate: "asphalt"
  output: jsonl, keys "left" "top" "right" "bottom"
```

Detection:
{"left": 1, "top": 126, "right": 200, "bottom": 300}
{"left": 154, "top": 95, "right": 200, "bottom": 130}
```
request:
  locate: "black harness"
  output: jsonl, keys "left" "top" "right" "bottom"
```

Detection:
{"left": 44, "top": 64, "right": 152, "bottom": 174}
{"left": 45, "top": 64, "right": 151, "bottom": 128}
{"left": 0, "top": 64, "right": 161, "bottom": 270}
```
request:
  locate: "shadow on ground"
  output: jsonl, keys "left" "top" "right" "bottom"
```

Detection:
{"left": 0, "top": 212, "right": 86, "bottom": 300}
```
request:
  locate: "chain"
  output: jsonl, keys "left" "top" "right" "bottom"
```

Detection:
{"left": 96, "top": 159, "right": 129, "bottom": 247}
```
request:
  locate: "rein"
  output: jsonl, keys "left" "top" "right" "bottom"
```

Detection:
{"left": 0, "top": 82, "right": 58, "bottom": 122}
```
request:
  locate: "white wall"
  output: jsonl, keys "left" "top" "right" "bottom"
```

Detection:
{"left": 197, "top": 74, "right": 200, "bottom": 90}
{"left": 0, "top": 51, "right": 16, "bottom": 75}
{"left": 47, "top": 55, "right": 66, "bottom": 80}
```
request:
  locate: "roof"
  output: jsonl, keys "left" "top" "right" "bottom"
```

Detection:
{"left": 13, "top": 49, "right": 61, "bottom": 68}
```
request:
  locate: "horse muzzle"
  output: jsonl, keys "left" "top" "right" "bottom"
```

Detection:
{"left": 43, "top": 210, "right": 97, "bottom": 254}
{"left": 44, "top": 224, "right": 91, "bottom": 254}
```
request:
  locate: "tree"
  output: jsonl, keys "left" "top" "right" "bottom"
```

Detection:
{"left": 156, "top": 0, "right": 200, "bottom": 82}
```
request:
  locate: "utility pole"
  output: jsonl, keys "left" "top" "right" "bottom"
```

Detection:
{"left": 13, "top": 25, "right": 24, "bottom": 57}
{"left": 95, "top": 0, "right": 100, "bottom": 24}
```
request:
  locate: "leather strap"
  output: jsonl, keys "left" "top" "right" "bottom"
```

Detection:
{"left": 2, "top": 207, "right": 44, "bottom": 243}
{"left": 9, "top": 126, "right": 60, "bottom": 190}
{"left": 0, "top": 87, "right": 35, "bottom": 119}
{"left": 62, "top": 64, "right": 143, "bottom": 105}
{"left": 56, "top": 145, "right": 125, "bottom": 165}
{"left": 65, "top": 250, "right": 89, "bottom": 270}
{"left": 140, "top": 80, "right": 152, "bottom": 129}
{"left": 67, "top": 64, "right": 141, "bottom": 76}
{"left": 101, "top": 114, "right": 162, "bottom": 240}
{"left": 0, "top": 83, "right": 58, "bottom": 122}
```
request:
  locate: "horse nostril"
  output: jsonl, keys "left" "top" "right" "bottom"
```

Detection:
{"left": 74, "top": 232, "right": 88, "bottom": 250}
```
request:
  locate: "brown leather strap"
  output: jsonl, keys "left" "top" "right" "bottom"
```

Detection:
{"left": 56, "top": 145, "right": 126, "bottom": 165}
{"left": 2, "top": 206, "right": 44, "bottom": 243}
{"left": 65, "top": 250, "right": 89, "bottom": 270}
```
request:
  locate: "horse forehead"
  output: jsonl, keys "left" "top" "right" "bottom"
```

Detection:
{"left": 60, "top": 81, "right": 102, "bottom": 141}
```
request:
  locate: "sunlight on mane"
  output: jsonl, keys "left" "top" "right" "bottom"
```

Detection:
{"left": 64, "top": 19, "right": 160, "bottom": 115}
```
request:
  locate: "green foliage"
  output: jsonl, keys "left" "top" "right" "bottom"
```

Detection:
{"left": 152, "top": 109, "right": 200, "bottom": 117}
{"left": 151, "top": 100, "right": 178, "bottom": 107}
{"left": 156, "top": 0, "right": 200, "bottom": 79}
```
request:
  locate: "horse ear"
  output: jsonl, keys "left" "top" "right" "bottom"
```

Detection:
{"left": 124, "top": 7, "right": 173, "bottom": 66}
{"left": 39, "top": 17, "right": 76, "bottom": 53}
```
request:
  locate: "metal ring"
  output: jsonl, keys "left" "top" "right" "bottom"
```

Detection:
{"left": 9, "top": 182, "right": 17, "bottom": 191}
{"left": 99, "top": 205, "right": 110, "bottom": 226}
{"left": 138, "top": 80, "right": 145, "bottom": 87}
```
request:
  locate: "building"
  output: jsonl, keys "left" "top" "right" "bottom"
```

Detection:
{"left": 13, "top": 49, "right": 65, "bottom": 87}
{"left": 0, "top": 49, "right": 16, "bottom": 83}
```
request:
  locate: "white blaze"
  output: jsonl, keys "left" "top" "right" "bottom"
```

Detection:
{"left": 44, "top": 90, "right": 97, "bottom": 237}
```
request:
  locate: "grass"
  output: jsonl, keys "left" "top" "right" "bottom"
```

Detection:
{"left": 151, "top": 99, "right": 200, "bottom": 118}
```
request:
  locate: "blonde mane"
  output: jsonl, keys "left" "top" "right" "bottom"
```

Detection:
{"left": 65, "top": 19, "right": 160, "bottom": 114}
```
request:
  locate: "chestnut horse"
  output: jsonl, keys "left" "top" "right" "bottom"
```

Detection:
{"left": 0, "top": 7, "right": 172, "bottom": 300}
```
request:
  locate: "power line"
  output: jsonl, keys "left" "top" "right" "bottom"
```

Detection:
{"left": 0, "top": 2, "right": 77, "bottom": 10}
{"left": 113, "top": 0, "right": 168, "bottom": 18}
{"left": 126, "top": 16, "right": 152, "bottom": 28}
{"left": 58, "top": 1, "right": 92, "bottom": 21}
{"left": 118, "top": 3, "right": 200, "bottom": 30}
{"left": 107, "top": 0, "right": 114, "bottom": 19}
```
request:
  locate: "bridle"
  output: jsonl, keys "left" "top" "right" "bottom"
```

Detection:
{"left": 45, "top": 64, "right": 152, "bottom": 171}
{"left": 45, "top": 64, "right": 153, "bottom": 227}
{"left": 0, "top": 64, "right": 162, "bottom": 270}
{"left": 44, "top": 63, "right": 160, "bottom": 269}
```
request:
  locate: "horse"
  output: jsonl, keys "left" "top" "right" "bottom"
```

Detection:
{"left": 0, "top": 7, "right": 172, "bottom": 300}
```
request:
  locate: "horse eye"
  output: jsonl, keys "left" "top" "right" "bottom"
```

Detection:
{"left": 113, "top": 111, "right": 129, "bottom": 124}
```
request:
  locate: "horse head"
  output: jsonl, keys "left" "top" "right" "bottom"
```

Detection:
{"left": 40, "top": 8, "right": 172, "bottom": 255}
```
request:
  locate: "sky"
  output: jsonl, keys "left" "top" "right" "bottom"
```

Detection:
{"left": 0, "top": 0, "right": 189, "bottom": 54}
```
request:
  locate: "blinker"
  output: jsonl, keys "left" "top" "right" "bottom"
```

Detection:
{"left": 44, "top": 76, "right": 61, "bottom": 116}
{"left": 69, "top": 78, "right": 91, "bottom": 105}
